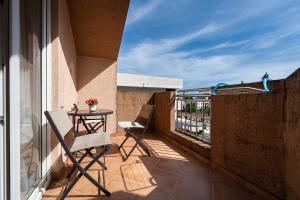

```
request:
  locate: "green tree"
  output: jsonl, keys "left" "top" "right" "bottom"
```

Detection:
{"left": 185, "top": 102, "right": 197, "bottom": 113}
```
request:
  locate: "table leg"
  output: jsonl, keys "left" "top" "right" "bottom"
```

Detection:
{"left": 81, "top": 116, "right": 92, "bottom": 134}
{"left": 104, "top": 115, "right": 107, "bottom": 132}
{"left": 72, "top": 116, "right": 76, "bottom": 127}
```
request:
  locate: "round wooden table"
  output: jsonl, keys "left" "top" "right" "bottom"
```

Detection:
{"left": 68, "top": 109, "right": 113, "bottom": 133}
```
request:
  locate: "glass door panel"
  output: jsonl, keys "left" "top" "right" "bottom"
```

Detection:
{"left": 0, "top": 0, "right": 8, "bottom": 199}
{"left": 20, "top": 0, "right": 42, "bottom": 198}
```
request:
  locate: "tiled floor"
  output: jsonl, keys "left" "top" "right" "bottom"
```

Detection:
{"left": 43, "top": 133, "right": 263, "bottom": 200}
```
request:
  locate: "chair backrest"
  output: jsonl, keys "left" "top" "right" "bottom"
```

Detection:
{"left": 74, "top": 103, "right": 103, "bottom": 120}
{"left": 136, "top": 104, "right": 155, "bottom": 128}
{"left": 73, "top": 102, "right": 88, "bottom": 111}
{"left": 44, "top": 109, "right": 75, "bottom": 152}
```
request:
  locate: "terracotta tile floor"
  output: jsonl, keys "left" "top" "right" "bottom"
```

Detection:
{"left": 43, "top": 133, "right": 263, "bottom": 200}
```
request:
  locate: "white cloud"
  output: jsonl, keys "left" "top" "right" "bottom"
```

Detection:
{"left": 126, "top": 0, "right": 162, "bottom": 25}
{"left": 120, "top": 0, "right": 300, "bottom": 88}
{"left": 119, "top": 24, "right": 300, "bottom": 88}
{"left": 123, "top": 23, "right": 224, "bottom": 58}
{"left": 252, "top": 24, "right": 300, "bottom": 49}
{"left": 119, "top": 24, "right": 248, "bottom": 87}
{"left": 190, "top": 39, "right": 253, "bottom": 54}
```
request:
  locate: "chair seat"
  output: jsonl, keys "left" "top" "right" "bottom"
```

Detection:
{"left": 118, "top": 121, "right": 144, "bottom": 129}
{"left": 70, "top": 132, "right": 111, "bottom": 153}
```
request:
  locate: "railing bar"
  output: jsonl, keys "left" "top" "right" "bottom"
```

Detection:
{"left": 209, "top": 99, "right": 211, "bottom": 141}
{"left": 177, "top": 87, "right": 212, "bottom": 92}
{"left": 195, "top": 99, "right": 198, "bottom": 136}
{"left": 216, "top": 86, "right": 265, "bottom": 91}
{"left": 176, "top": 96, "right": 178, "bottom": 129}
{"left": 181, "top": 98, "right": 184, "bottom": 130}
{"left": 175, "top": 89, "right": 211, "bottom": 144}
{"left": 176, "top": 94, "right": 211, "bottom": 97}
{"left": 202, "top": 99, "right": 205, "bottom": 141}
{"left": 190, "top": 99, "right": 192, "bottom": 135}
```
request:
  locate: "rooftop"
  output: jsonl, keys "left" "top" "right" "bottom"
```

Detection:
{"left": 117, "top": 73, "right": 183, "bottom": 89}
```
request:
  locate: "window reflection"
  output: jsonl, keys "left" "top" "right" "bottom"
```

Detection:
{"left": 20, "top": 0, "right": 42, "bottom": 198}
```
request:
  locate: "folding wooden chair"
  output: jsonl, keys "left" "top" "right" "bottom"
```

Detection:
{"left": 74, "top": 103, "right": 105, "bottom": 133}
{"left": 44, "top": 109, "right": 111, "bottom": 199}
{"left": 118, "top": 104, "right": 155, "bottom": 161}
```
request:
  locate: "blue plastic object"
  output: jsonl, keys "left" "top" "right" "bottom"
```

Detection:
{"left": 262, "top": 73, "right": 272, "bottom": 93}
{"left": 212, "top": 73, "right": 271, "bottom": 95}
{"left": 211, "top": 82, "right": 228, "bottom": 94}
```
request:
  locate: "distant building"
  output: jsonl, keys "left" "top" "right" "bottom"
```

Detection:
{"left": 117, "top": 73, "right": 183, "bottom": 92}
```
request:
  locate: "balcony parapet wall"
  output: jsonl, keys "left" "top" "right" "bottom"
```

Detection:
{"left": 210, "top": 68, "right": 300, "bottom": 200}
{"left": 116, "top": 68, "right": 300, "bottom": 200}
{"left": 211, "top": 79, "right": 286, "bottom": 199}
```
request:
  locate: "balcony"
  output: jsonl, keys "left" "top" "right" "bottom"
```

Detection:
{"left": 3, "top": 0, "right": 300, "bottom": 199}
{"left": 41, "top": 67, "right": 300, "bottom": 200}
{"left": 37, "top": 0, "right": 300, "bottom": 199}
{"left": 43, "top": 133, "right": 262, "bottom": 200}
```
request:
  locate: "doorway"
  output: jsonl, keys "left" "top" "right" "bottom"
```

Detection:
{"left": 7, "top": 0, "right": 52, "bottom": 199}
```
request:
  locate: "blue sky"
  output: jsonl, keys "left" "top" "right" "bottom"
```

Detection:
{"left": 118, "top": 0, "right": 300, "bottom": 88}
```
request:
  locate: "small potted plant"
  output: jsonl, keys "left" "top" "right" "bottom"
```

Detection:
{"left": 85, "top": 98, "right": 98, "bottom": 112}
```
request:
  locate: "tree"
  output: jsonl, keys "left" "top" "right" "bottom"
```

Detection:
{"left": 185, "top": 102, "right": 197, "bottom": 113}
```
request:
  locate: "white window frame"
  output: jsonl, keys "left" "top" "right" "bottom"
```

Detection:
{"left": 0, "top": 1, "right": 9, "bottom": 200}
{"left": 9, "top": 0, "right": 52, "bottom": 199}
{"left": 9, "top": 0, "right": 21, "bottom": 199}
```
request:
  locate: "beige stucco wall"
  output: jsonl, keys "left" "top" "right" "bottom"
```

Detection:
{"left": 116, "top": 90, "right": 176, "bottom": 135}
{"left": 209, "top": 72, "right": 300, "bottom": 199}
{"left": 153, "top": 92, "right": 176, "bottom": 135}
{"left": 49, "top": 0, "right": 129, "bottom": 180}
{"left": 211, "top": 80, "right": 287, "bottom": 198}
{"left": 52, "top": 0, "right": 77, "bottom": 111}
{"left": 77, "top": 56, "right": 117, "bottom": 133}
{"left": 117, "top": 88, "right": 155, "bottom": 133}
{"left": 285, "top": 68, "right": 300, "bottom": 200}
{"left": 51, "top": 0, "right": 77, "bottom": 174}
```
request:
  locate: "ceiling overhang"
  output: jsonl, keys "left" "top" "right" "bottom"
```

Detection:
{"left": 67, "top": 0, "right": 130, "bottom": 60}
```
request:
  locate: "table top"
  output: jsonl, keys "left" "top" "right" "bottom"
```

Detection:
{"left": 68, "top": 109, "right": 113, "bottom": 116}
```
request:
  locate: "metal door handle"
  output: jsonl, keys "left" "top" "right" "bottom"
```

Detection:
{"left": 0, "top": 116, "right": 4, "bottom": 125}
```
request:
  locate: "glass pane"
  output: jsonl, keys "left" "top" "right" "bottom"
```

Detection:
{"left": 20, "top": 0, "right": 42, "bottom": 198}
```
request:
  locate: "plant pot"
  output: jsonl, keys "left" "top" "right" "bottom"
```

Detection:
{"left": 89, "top": 104, "right": 97, "bottom": 112}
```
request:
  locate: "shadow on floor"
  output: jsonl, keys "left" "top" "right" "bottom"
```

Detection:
{"left": 42, "top": 133, "right": 262, "bottom": 200}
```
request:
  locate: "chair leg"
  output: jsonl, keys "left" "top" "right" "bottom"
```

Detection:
{"left": 118, "top": 134, "right": 130, "bottom": 150}
{"left": 136, "top": 139, "right": 151, "bottom": 156}
{"left": 93, "top": 121, "right": 104, "bottom": 132}
{"left": 86, "top": 150, "right": 107, "bottom": 170}
{"left": 61, "top": 170, "right": 83, "bottom": 199}
{"left": 63, "top": 148, "right": 111, "bottom": 199}
{"left": 67, "top": 149, "right": 90, "bottom": 179}
{"left": 83, "top": 171, "right": 111, "bottom": 196}
{"left": 79, "top": 148, "right": 111, "bottom": 196}
{"left": 76, "top": 119, "right": 80, "bottom": 133}
{"left": 123, "top": 142, "right": 138, "bottom": 161}
{"left": 120, "top": 132, "right": 151, "bottom": 161}
{"left": 88, "top": 122, "right": 102, "bottom": 133}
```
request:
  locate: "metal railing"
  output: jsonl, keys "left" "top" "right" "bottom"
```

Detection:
{"left": 175, "top": 89, "right": 211, "bottom": 143}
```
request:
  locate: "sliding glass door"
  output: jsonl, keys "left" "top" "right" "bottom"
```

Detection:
{"left": 0, "top": 0, "right": 8, "bottom": 199}
{"left": 19, "top": 0, "right": 42, "bottom": 198}
{"left": 9, "top": 0, "right": 51, "bottom": 199}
